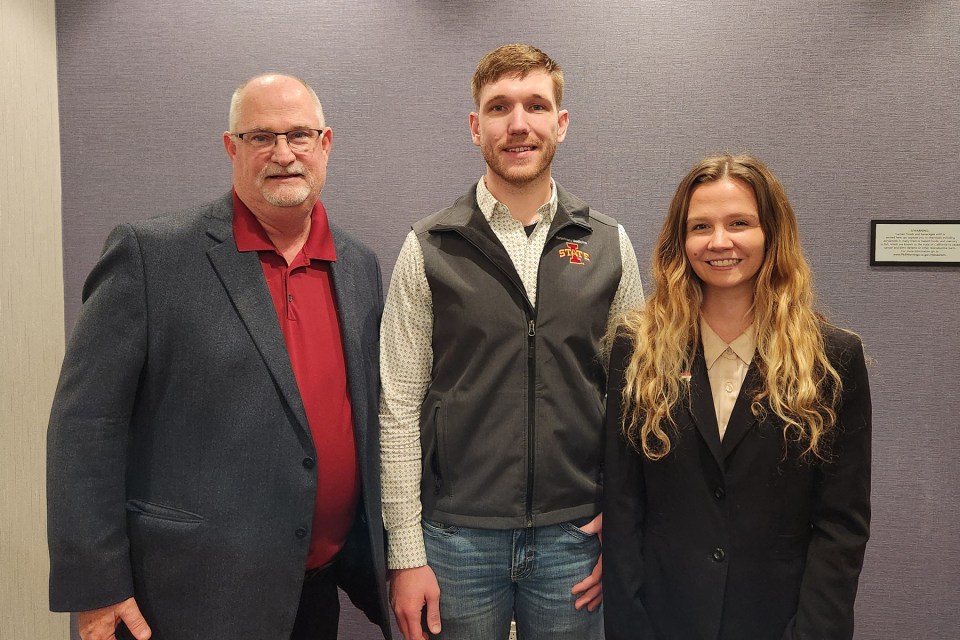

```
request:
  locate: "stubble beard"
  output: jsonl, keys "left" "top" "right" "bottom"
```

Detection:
{"left": 482, "top": 137, "right": 557, "bottom": 188}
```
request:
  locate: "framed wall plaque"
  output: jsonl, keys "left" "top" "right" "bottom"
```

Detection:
{"left": 870, "top": 220, "right": 960, "bottom": 266}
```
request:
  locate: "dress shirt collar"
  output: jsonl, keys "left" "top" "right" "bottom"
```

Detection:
{"left": 701, "top": 319, "right": 757, "bottom": 370}
{"left": 475, "top": 176, "right": 558, "bottom": 227}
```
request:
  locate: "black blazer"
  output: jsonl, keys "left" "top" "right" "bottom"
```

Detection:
{"left": 47, "top": 193, "right": 391, "bottom": 639}
{"left": 603, "top": 325, "right": 871, "bottom": 640}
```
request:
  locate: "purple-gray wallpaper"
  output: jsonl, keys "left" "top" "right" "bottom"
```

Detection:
{"left": 56, "top": 1, "right": 960, "bottom": 637}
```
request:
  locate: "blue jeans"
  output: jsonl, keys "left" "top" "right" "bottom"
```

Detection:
{"left": 422, "top": 519, "right": 604, "bottom": 640}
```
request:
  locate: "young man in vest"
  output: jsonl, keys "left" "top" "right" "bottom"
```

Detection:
{"left": 380, "top": 44, "right": 644, "bottom": 640}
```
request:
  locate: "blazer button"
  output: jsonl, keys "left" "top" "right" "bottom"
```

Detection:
{"left": 295, "top": 527, "right": 308, "bottom": 539}
{"left": 712, "top": 547, "right": 726, "bottom": 562}
{"left": 302, "top": 457, "right": 315, "bottom": 469}
{"left": 714, "top": 487, "right": 726, "bottom": 500}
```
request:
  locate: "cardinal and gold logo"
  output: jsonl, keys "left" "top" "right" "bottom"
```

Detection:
{"left": 558, "top": 241, "right": 590, "bottom": 265}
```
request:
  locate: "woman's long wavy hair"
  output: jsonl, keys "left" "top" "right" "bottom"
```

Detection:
{"left": 618, "top": 154, "right": 842, "bottom": 461}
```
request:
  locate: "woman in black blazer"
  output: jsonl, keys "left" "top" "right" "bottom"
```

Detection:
{"left": 603, "top": 154, "right": 871, "bottom": 640}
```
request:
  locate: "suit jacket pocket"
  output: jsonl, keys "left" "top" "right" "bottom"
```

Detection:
{"left": 772, "top": 529, "right": 812, "bottom": 559}
{"left": 125, "top": 499, "right": 205, "bottom": 580}
{"left": 126, "top": 499, "right": 204, "bottom": 523}
{"left": 125, "top": 500, "right": 206, "bottom": 631}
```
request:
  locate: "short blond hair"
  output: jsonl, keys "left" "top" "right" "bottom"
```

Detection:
{"left": 471, "top": 44, "right": 564, "bottom": 108}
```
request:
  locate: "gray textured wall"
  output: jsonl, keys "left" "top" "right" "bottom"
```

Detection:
{"left": 56, "top": 1, "right": 959, "bottom": 638}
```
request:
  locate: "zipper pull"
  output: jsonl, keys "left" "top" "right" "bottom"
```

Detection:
{"left": 528, "top": 320, "right": 536, "bottom": 337}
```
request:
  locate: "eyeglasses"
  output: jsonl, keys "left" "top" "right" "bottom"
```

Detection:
{"left": 232, "top": 128, "right": 324, "bottom": 152}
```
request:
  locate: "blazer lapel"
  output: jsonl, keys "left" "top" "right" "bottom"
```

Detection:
{"left": 720, "top": 360, "right": 761, "bottom": 458}
{"left": 204, "top": 206, "right": 311, "bottom": 439}
{"left": 327, "top": 232, "right": 367, "bottom": 457}
{"left": 686, "top": 349, "right": 725, "bottom": 468}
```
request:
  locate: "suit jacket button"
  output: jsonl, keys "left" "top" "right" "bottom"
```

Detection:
{"left": 302, "top": 457, "right": 315, "bottom": 469}
{"left": 712, "top": 547, "right": 726, "bottom": 562}
{"left": 714, "top": 487, "right": 725, "bottom": 499}
{"left": 295, "top": 527, "right": 308, "bottom": 539}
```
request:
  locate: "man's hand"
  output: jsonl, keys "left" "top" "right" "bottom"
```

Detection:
{"left": 389, "top": 565, "right": 442, "bottom": 640}
{"left": 78, "top": 597, "right": 152, "bottom": 640}
{"left": 572, "top": 513, "right": 603, "bottom": 611}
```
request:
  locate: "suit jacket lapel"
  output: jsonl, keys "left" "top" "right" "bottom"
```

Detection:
{"left": 720, "top": 360, "right": 761, "bottom": 458}
{"left": 327, "top": 229, "right": 367, "bottom": 458}
{"left": 204, "top": 199, "right": 311, "bottom": 439}
{"left": 687, "top": 348, "right": 725, "bottom": 468}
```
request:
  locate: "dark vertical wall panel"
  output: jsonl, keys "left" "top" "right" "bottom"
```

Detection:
{"left": 56, "top": 1, "right": 960, "bottom": 638}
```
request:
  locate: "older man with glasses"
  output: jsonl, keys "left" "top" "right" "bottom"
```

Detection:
{"left": 47, "top": 74, "right": 391, "bottom": 640}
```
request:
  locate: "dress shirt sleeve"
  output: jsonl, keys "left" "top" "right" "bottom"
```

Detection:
{"left": 783, "top": 332, "right": 872, "bottom": 639}
{"left": 379, "top": 230, "right": 434, "bottom": 569}
{"left": 607, "top": 225, "right": 645, "bottom": 338}
{"left": 47, "top": 224, "right": 147, "bottom": 611}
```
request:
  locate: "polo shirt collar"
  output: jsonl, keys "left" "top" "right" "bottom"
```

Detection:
{"left": 232, "top": 190, "right": 336, "bottom": 261}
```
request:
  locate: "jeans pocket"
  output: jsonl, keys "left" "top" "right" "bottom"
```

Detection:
{"left": 559, "top": 519, "right": 598, "bottom": 542}
{"left": 422, "top": 518, "right": 460, "bottom": 538}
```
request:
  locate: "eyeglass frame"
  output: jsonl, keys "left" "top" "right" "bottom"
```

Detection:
{"left": 230, "top": 127, "right": 326, "bottom": 151}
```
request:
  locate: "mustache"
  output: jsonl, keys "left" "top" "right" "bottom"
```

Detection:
{"left": 259, "top": 164, "right": 306, "bottom": 179}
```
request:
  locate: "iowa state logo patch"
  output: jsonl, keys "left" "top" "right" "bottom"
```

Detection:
{"left": 558, "top": 241, "right": 590, "bottom": 265}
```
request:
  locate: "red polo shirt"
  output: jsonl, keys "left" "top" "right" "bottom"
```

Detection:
{"left": 232, "top": 191, "right": 359, "bottom": 569}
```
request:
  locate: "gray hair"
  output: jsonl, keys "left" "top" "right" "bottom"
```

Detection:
{"left": 228, "top": 74, "right": 326, "bottom": 131}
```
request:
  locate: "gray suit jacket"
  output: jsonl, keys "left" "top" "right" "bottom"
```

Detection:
{"left": 47, "top": 193, "right": 391, "bottom": 639}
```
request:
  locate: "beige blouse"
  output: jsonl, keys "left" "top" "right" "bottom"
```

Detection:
{"left": 701, "top": 320, "right": 756, "bottom": 440}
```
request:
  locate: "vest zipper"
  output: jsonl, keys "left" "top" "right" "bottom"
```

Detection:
{"left": 525, "top": 317, "right": 536, "bottom": 528}
{"left": 438, "top": 224, "right": 577, "bottom": 529}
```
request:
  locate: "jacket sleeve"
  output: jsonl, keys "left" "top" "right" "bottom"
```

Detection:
{"left": 47, "top": 223, "right": 148, "bottom": 611}
{"left": 602, "top": 334, "right": 659, "bottom": 639}
{"left": 783, "top": 332, "right": 872, "bottom": 639}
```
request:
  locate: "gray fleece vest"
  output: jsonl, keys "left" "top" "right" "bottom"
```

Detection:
{"left": 413, "top": 183, "right": 623, "bottom": 529}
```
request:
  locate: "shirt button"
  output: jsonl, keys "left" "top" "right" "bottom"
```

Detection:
{"left": 302, "top": 457, "right": 315, "bottom": 469}
{"left": 714, "top": 487, "right": 726, "bottom": 500}
{"left": 724, "top": 382, "right": 734, "bottom": 393}
{"left": 287, "top": 294, "right": 293, "bottom": 302}
{"left": 712, "top": 547, "right": 726, "bottom": 562}
{"left": 295, "top": 527, "right": 308, "bottom": 539}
